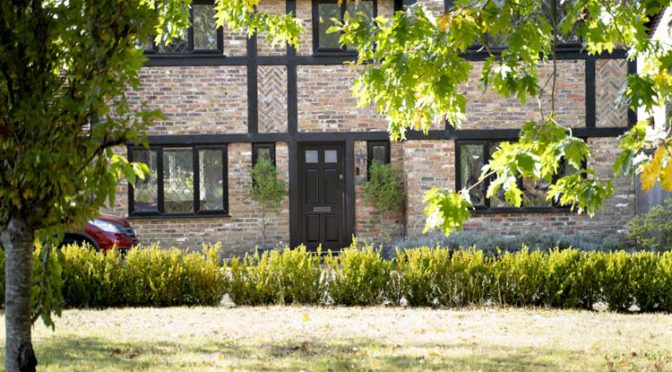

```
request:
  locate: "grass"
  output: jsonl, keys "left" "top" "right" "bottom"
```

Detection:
{"left": 1, "top": 306, "right": 671, "bottom": 371}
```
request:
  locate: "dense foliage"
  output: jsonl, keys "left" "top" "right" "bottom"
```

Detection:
{"left": 335, "top": 1, "right": 672, "bottom": 234}
{"left": 229, "top": 244, "right": 672, "bottom": 312}
{"left": 0, "top": 245, "right": 226, "bottom": 309}
{"left": 1, "top": 242, "right": 671, "bottom": 312}
{"left": 627, "top": 198, "right": 672, "bottom": 251}
{"left": 228, "top": 245, "right": 323, "bottom": 305}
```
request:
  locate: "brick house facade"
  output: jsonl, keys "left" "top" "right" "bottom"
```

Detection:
{"left": 105, "top": 0, "right": 637, "bottom": 256}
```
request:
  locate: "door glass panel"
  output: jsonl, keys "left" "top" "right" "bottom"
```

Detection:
{"left": 199, "top": 149, "right": 224, "bottom": 211}
{"left": 163, "top": 148, "right": 194, "bottom": 213}
{"left": 305, "top": 150, "right": 318, "bottom": 163}
{"left": 324, "top": 149, "right": 338, "bottom": 163}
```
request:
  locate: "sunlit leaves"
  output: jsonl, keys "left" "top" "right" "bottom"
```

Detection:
{"left": 547, "top": 173, "right": 613, "bottom": 216}
{"left": 423, "top": 188, "right": 472, "bottom": 235}
{"left": 214, "top": 0, "right": 303, "bottom": 49}
{"left": 338, "top": 0, "right": 672, "bottom": 235}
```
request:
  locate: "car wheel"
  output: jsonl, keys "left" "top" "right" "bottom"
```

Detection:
{"left": 59, "top": 233, "right": 100, "bottom": 252}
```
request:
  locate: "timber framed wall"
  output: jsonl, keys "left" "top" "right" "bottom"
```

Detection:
{"left": 105, "top": 0, "right": 637, "bottom": 253}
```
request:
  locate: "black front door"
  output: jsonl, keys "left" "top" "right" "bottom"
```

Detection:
{"left": 298, "top": 143, "right": 346, "bottom": 250}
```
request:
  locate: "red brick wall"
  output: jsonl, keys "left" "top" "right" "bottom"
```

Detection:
{"left": 400, "top": 138, "right": 635, "bottom": 241}
{"left": 109, "top": 0, "right": 635, "bottom": 251}
{"left": 460, "top": 60, "right": 586, "bottom": 130}
{"left": 297, "top": 65, "right": 388, "bottom": 132}
{"left": 128, "top": 66, "right": 248, "bottom": 135}
{"left": 354, "top": 141, "right": 405, "bottom": 243}
{"left": 106, "top": 143, "right": 290, "bottom": 257}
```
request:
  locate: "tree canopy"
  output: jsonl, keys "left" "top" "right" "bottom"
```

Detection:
{"left": 337, "top": 0, "right": 672, "bottom": 234}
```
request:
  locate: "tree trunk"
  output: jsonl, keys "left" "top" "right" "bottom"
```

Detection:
{"left": 1, "top": 215, "right": 37, "bottom": 372}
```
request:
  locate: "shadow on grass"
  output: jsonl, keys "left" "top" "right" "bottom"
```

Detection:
{"left": 10, "top": 334, "right": 600, "bottom": 371}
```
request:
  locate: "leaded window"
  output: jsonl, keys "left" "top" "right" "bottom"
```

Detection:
{"left": 457, "top": 140, "right": 579, "bottom": 210}
{"left": 129, "top": 145, "right": 228, "bottom": 216}
{"left": 313, "top": 0, "right": 376, "bottom": 53}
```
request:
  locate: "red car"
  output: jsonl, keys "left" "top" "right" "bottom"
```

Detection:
{"left": 61, "top": 214, "right": 139, "bottom": 252}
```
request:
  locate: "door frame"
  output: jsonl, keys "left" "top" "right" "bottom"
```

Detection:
{"left": 290, "top": 140, "right": 354, "bottom": 250}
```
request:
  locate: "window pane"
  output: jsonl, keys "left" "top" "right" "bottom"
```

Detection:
{"left": 199, "top": 149, "right": 224, "bottom": 211}
{"left": 193, "top": 4, "right": 218, "bottom": 50}
{"left": 459, "top": 145, "right": 485, "bottom": 206}
{"left": 132, "top": 150, "right": 159, "bottom": 213}
{"left": 546, "top": 0, "right": 580, "bottom": 44}
{"left": 305, "top": 150, "right": 318, "bottom": 163}
{"left": 163, "top": 148, "right": 194, "bottom": 213}
{"left": 521, "top": 177, "right": 553, "bottom": 207}
{"left": 372, "top": 145, "right": 387, "bottom": 163}
{"left": 346, "top": 0, "right": 373, "bottom": 17}
{"left": 325, "top": 149, "right": 338, "bottom": 163}
{"left": 345, "top": 0, "right": 373, "bottom": 49}
{"left": 318, "top": 2, "right": 341, "bottom": 49}
{"left": 257, "top": 148, "right": 271, "bottom": 162}
{"left": 157, "top": 35, "right": 189, "bottom": 53}
{"left": 488, "top": 142, "right": 509, "bottom": 207}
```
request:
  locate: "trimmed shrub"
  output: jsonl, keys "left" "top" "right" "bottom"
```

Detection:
{"left": 440, "top": 249, "right": 491, "bottom": 306}
{"left": 658, "top": 252, "right": 672, "bottom": 312}
{"left": 228, "top": 251, "right": 279, "bottom": 306}
{"left": 325, "top": 242, "right": 391, "bottom": 306}
{"left": 543, "top": 249, "right": 583, "bottom": 308}
{"left": 60, "top": 244, "right": 226, "bottom": 308}
{"left": 3, "top": 240, "right": 672, "bottom": 313}
{"left": 393, "top": 247, "right": 450, "bottom": 306}
{"left": 227, "top": 245, "right": 322, "bottom": 305}
{"left": 492, "top": 248, "right": 546, "bottom": 306}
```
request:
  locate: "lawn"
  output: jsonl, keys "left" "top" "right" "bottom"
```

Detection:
{"left": 1, "top": 306, "right": 671, "bottom": 371}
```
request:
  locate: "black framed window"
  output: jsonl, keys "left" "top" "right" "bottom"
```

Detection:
{"left": 129, "top": 145, "right": 228, "bottom": 217}
{"left": 144, "top": 0, "right": 223, "bottom": 55}
{"left": 456, "top": 140, "right": 579, "bottom": 211}
{"left": 252, "top": 143, "right": 276, "bottom": 167}
{"left": 367, "top": 140, "right": 390, "bottom": 167}
{"left": 470, "top": 0, "right": 581, "bottom": 51}
{"left": 313, "top": 0, "right": 376, "bottom": 54}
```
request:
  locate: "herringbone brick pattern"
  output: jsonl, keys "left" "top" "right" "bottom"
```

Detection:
{"left": 596, "top": 59, "right": 628, "bottom": 127}
{"left": 258, "top": 65, "right": 288, "bottom": 133}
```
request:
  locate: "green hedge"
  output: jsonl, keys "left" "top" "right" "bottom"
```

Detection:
{"left": 1, "top": 242, "right": 672, "bottom": 312}
{"left": 229, "top": 244, "right": 672, "bottom": 312}
{"left": 0, "top": 244, "right": 226, "bottom": 308}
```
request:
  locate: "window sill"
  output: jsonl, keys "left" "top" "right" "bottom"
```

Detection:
{"left": 312, "top": 50, "right": 358, "bottom": 57}
{"left": 471, "top": 207, "right": 573, "bottom": 215}
{"left": 127, "top": 213, "right": 231, "bottom": 220}
{"left": 145, "top": 52, "right": 226, "bottom": 59}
